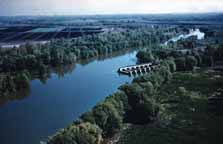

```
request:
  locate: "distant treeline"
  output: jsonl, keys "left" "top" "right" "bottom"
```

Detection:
{"left": 0, "top": 26, "right": 170, "bottom": 73}
{"left": 137, "top": 43, "right": 223, "bottom": 71}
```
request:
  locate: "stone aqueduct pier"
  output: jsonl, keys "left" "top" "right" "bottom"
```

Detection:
{"left": 118, "top": 62, "right": 159, "bottom": 75}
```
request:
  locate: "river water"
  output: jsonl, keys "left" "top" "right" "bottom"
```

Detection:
{"left": 0, "top": 51, "right": 137, "bottom": 144}
{"left": 164, "top": 29, "right": 205, "bottom": 45}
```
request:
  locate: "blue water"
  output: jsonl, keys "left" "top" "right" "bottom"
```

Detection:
{"left": 0, "top": 51, "right": 136, "bottom": 144}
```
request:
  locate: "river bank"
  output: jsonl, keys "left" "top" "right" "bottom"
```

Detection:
{"left": 0, "top": 51, "right": 137, "bottom": 144}
{"left": 47, "top": 26, "right": 223, "bottom": 144}
{"left": 47, "top": 58, "right": 176, "bottom": 144}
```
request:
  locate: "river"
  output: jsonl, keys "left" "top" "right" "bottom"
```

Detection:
{"left": 0, "top": 51, "right": 137, "bottom": 144}
{"left": 164, "top": 29, "right": 205, "bottom": 45}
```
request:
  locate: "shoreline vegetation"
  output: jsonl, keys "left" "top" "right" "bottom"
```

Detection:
{"left": 0, "top": 25, "right": 177, "bottom": 104}
{"left": 47, "top": 46, "right": 223, "bottom": 144}
{"left": 47, "top": 58, "right": 176, "bottom": 144}
{"left": 0, "top": 26, "right": 169, "bottom": 73}
{"left": 47, "top": 25, "right": 223, "bottom": 143}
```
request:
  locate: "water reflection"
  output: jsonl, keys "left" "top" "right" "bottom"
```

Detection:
{"left": 51, "top": 63, "right": 76, "bottom": 78}
{"left": 0, "top": 50, "right": 134, "bottom": 105}
{"left": 0, "top": 50, "right": 136, "bottom": 144}
{"left": 79, "top": 49, "right": 136, "bottom": 66}
{"left": 0, "top": 63, "right": 76, "bottom": 105}
{"left": 0, "top": 73, "right": 31, "bottom": 105}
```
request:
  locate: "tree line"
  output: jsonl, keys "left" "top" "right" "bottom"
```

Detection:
{"left": 137, "top": 44, "right": 223, "bottom": 71}
{"left": 0, "top": 27, "right": 168, "bottom": 73}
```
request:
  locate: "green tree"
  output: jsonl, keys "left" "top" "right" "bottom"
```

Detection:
{"left": 15, "top": 71, "right": 30, "bottom": 90}
{"left": 136, "top": 51, "right": 154, "bottom": 63}
{"left": 48, "top": 122, "right": 102, "bottom": 144}
{"left": 175, "top": 57, "right": 186, "bottom": 71}
{"left": 140, "top": 82, "right": 154, "bottom": 96}
{"left": 186, "top": 56, "right": 198, "bottom": 70}
{"left": 92, "top": 103, "right": 122, "bottom": 135}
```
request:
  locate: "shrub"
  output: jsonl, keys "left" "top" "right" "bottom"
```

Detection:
{"left": 175, "top": 57, "right": 186, "bottom": 71}
{"left": 136, "top": 50, "right": 154, "bottom": 63}
{"left": 186, "top": 56, "right": 198, "bottom": 70}
{"left": 48, "top": 122, "right": 102, "bottom": 144}
{"left": 92, "top": 103, "right": 122, "bottom": 135}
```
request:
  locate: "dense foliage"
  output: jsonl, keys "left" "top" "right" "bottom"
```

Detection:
{"left": 137, "top": 44, "right": 223, "bottom": 71}
{"left": 48, "top": 38, "right": 223, "bottom": 143}
{"left": 117, "top": 72, "right": 223, "bottom": 144}
{"left": 0, "top": 71, "right": 31, "bottom": 104}
{"left": 47, "top": 58, "right": 176, "bottom": 144}
{"left": 0, "top": 27, "right": 166, "bottom": 73}
{"left": 48, "top": 122, "right": 102, "bottom": 144}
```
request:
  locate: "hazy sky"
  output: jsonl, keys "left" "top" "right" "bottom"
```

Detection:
{"left": 0, "top": 0, "right": 222, "bottom": 16}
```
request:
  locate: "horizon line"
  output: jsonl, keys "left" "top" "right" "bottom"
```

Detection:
{"left": 0, "top": 11, "right": 222, "bottom": 17}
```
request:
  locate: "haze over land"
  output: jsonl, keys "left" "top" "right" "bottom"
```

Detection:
{"left": 0, "top": 0, "right": 223, "bottom": 16}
